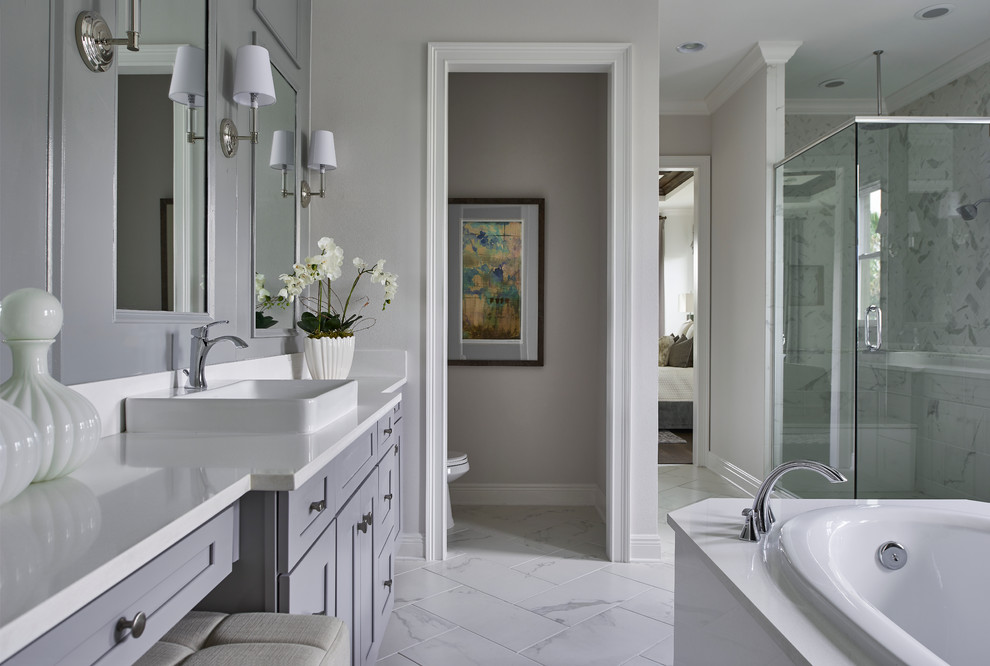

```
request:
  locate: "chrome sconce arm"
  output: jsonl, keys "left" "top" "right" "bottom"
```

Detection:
{"left": 301, "top": 131, "right": 337, "bottom": 208}
{"left": 220, "top": 102, "right": 264, "bottom": 159}
{"left": 76, "top": 0, "right": 141, "bottom": 73}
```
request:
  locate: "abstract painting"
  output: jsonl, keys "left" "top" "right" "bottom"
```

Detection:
{"left": 461, "top": 219, "right": 523, "bottom": 340}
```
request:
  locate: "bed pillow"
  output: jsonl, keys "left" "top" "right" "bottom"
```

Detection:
{"left": 658, "top": 335, "right": 676, "bottom": 366}
{"left": 684, "top": 322, "right": 695, "bottom": 339}
{"left": 667, "top": 337, "right": 693, "bottom": 367}
{"left": 676, "top": 320, "right": 693, "bottom": 337}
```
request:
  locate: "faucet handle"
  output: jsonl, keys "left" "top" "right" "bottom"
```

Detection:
{"left": 191, "top": 320, "right": 230, "bottom": 339}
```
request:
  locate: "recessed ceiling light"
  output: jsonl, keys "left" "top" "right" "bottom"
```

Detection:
{"left": 676, "top": 42, "right": 706, "bottom": 54}
{"left": 819, "top": 78, "right": 846, "bottom": 89}
{"left": 914, "top": 4, "right": 954, "bottom": 19}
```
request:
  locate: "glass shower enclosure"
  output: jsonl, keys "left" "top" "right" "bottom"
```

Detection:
{"left": 773, "top": 117, "right": 990, "bottom": 500}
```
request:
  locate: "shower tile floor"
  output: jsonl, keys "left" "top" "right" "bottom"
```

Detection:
{"left": 376, "top": 465, "right": 750, "bottom": 666}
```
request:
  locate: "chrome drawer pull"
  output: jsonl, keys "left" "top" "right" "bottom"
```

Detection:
{"left": 383, "top": 428, "right": 393, "bottom": 435}
{"left": 384, "top": 493, "right": 393, "bottom": 501}
{"left": 309, "top": 499, "right": 327, "bottom": 513}
{"left": 363, "top": 511, "right": 374, "bottom": 525}
{"left": 394, "top": 443, "right": 399, "bottom": 455}
{"left": 357, "top": 519, "right": 368, "bottom": 533}
{"left": 384, "top": 579, "right": 393, "bottom": 588}
{"left": 116, "top": 611, "right": 147, "bottom": 639}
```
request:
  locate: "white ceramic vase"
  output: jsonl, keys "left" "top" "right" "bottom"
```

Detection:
{"left": 0, "top": 399, "right": 43, "bottom": 504}
{"left": 0, "top": 289, "right": 101, "bottom": 481}
{"left": 304, "top": 335, "right": 355, "bottom": 380}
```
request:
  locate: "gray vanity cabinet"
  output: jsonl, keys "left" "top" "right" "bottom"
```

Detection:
{"left": 210, "top": 401, "right": 402, "bottom": 666}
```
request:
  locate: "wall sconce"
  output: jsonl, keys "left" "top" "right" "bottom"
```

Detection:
{"left": 300, "top": 130, "right": 337, "bottom": 208}
{"left": 270, "top": 130, "right": 295, "bottom": 198}
{"left": 220, "top": 45, "right": 276, "bottom": 158}
{"left": 168, "top": 45, "right": 206, "bottom": 143}
{"left": 75, "top": 0, "right": 141, "bottom": 73}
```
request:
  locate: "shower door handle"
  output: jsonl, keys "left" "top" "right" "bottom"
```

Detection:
{"left": 865, "top": 305, "right": 883, "bottom": 351}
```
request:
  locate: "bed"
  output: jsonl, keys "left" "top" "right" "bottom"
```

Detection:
{"left": 658, "top": 366, "right": 694, "bottom": 430}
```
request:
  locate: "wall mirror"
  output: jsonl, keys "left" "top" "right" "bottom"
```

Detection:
{"left": 253, "top": 65, "right": 298, "bottom": 334}
{"left": 115, "top": 0, "right": 207, "bottom": 313}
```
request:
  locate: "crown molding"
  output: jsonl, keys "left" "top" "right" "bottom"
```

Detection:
{"left": 887, "top": 38, "right": 990, "bottom": 111}
{"left": 785, "top": 98, "right": 876, "bottom": 115}
{"left": 705, "top": 41, "right": 802, "bottom": 114}
{"left": 659, "top": 100, "right": 710, "bottom": 116}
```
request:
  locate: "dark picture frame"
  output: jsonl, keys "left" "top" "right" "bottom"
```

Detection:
{"left": 448, "top": 198, "right": 545, "bottom": 366}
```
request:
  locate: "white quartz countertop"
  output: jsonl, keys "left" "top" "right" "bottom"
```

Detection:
{"left": 0, "top": 374, "right": 404, "bottom": 662}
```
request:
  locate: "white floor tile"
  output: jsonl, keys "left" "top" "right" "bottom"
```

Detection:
{"left": 641, "top": 635, "right": 674, "bottom": 665}
{"left": 377, "top": 603, "right": 458, "bottom": 658}
{"left": 621, "top": 656, "right": 665, "bottom": 666}
{"left": 399, "top": 627, "right": 541, "bottom": 666}
{"left": 521, "top": 607, "right": 673, "bottom": 666}
{"left": 511, "top": 552, "right": 609, "bottom": 585}
{"left": 517, "top": 569, "right": 653, "bottom": 626}
{"left": 424, "top": 555, "right": 557, "bottom": 603}
{"left": 447, "top": 529, "right": 557, "bottom": 567}
{"left": 606, "top": 561, "right": 675, "bottom": 591}
{"left": 395, "top": 557, "right": 428, "bottom": 576}
{"left": 376, "top": 652, "right": 420, "bottom": 666}
{"left": 619, "top": 587, "right": 675, "bottom": 625}
{"left": 394, "top": 567, "right": 462, "bottom": 607}
{"left": 415, "top": 586, "right": 565, "bottom": 652}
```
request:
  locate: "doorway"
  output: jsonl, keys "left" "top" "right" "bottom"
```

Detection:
{"left": 426, "top": 43, "right": 636, "bottom": 562}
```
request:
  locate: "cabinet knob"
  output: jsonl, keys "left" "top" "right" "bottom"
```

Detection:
{"left": 357, "top": 520, "right": 368, "bottom": 533}
{"left": 116, "top": 611, "right": 147, "bottom": 640}
{"left": 384, "top": 493, "right": 393, "bottom": 501}
{"left": 363, "top": 511, "right": 374, "bottom": 525}
{"left": 310, "top": 499, "right": 327, "bottom": 513}
{"left": 394, "top": 443, "right": 399, "bottom": 455}
{"left": 383, "top": 428, "right": 393, "bottom": 435}
{"left": 384, "top": 579, "right": 393, "bottom": 588}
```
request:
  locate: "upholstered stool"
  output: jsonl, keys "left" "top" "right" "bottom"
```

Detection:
{"left": 134, "top": 611, "right": 349, "bottom": 666}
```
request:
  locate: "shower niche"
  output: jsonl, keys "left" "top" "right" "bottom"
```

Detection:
{"left": 773, "top": 117, "right": 990, "bottom": 500}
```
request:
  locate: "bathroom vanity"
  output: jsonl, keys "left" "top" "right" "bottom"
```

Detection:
{"left": 0, "top": 359, "right": 404, "bottom": 666}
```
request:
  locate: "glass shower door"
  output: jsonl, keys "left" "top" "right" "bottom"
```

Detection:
{"left": 773, "top": 125, "right": 857, "bottom": 498}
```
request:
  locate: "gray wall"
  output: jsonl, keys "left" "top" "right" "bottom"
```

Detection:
{"left": 309, "top": 0, "right": 660, "bottom": 547}
{"left": 446, "top": 73, "right": 607, "bottom": 488}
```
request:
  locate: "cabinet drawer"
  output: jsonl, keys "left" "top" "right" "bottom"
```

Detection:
{"left": 334, "top": 428, "right": 376, "bottom": 508}
{"left": 374, "top": 538, "right": 395, "bottom": 646}
{"left": 8, "top": 505, "right": 235, "bottom": 666}
{"left": 277, "top": 519, "right": 336, "bottom": 616}
{"left": 377, "top": 401, "right": 402, "bottom": 457}
{"left": 278, "top": 469, "right": 336, "bottom": 573}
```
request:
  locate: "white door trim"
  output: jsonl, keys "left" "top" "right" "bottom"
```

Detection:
{"left": 426, "top": 42, "right": 633, "bottom": 561}
{"left": 659, "top": 156, "right": 711, "bottom": 468}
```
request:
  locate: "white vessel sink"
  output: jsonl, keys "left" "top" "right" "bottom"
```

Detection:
{"left": 125, "top": 379, "right": 358, "bottom": 434}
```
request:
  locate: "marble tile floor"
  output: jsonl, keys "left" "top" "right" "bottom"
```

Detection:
{"left": 377, "top": 466, "right": 749, "bottom": 666}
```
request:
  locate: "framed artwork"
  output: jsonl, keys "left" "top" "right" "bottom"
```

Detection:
{"left": 448, "top": 198, "right": 544, "bottom": 366}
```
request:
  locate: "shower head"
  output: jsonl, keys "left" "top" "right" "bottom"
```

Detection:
{"left": 957, "top": 198, "right": 990, "bottom": 220}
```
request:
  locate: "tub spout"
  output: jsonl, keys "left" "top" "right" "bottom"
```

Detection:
{"left": 740, "top": 460, "right": 846, "bottom": 542}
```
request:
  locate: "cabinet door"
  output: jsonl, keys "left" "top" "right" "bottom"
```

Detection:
{"left": 336, "top": 471, "right": 376, "bottom": 666}
{"left": 276, "top": 519, "right": 335, "bottom": 616}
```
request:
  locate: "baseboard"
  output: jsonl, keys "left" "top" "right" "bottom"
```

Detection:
{"left": 450, "top": 483, "right": 600, "bottom": 507}
{"left": 704, "top": 452, "right": 760, "bottom": 497}
{"left": 629, "top": 534, "right": 663, "bottom": 562}
{"left": 593, "top": 485, "right": 606, "bottom": 521}
{"left": 397, "top": 532, "right": 425, "bottom": 559}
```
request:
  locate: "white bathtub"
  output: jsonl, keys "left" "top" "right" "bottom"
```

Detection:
{"left": 770, "top": 503, "right": 990, "bottom": 666}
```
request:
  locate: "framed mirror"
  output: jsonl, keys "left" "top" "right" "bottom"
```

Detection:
{"left": 115, "top": 0, "right": 207, "bottom": 314}
{"left": 253, "top": 65, "right": 298, "bottom": 334}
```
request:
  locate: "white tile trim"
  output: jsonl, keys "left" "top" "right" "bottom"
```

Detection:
{"left": 629, "top": 534, "right": 662, "bottom": 562}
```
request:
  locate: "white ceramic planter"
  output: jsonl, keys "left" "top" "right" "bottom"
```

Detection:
{"left": 0, "top": 289, "right": 101, "bottom": 481}
{"left": 304, "top": 335, "right": 355, "bottom": 380}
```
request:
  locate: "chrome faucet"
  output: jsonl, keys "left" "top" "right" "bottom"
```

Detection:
{"left": 740, "top": 459, "right": 846, "bottom": 542}
{"left": 186, "top": 321, "right": 248, "bottom": 390}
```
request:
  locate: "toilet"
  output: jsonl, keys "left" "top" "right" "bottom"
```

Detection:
{"left": 445, "top": 450, "right": 470, "bottom": 529}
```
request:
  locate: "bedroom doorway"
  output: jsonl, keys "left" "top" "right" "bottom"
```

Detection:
{"left": 658, "top": 157, "right": 711, "bottom": 468}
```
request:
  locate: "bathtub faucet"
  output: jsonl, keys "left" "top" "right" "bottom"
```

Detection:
{"left": 740, "top": 460, "right": 846, "bottom": 542}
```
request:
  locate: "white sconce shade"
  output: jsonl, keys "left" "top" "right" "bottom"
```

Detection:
{"left": 308, "top": 131, "right": 337, "bottom": 170}
{"left": 168, "top": 45, "right": 205, "bottom": 108}
{"left": 270, "top": 130, "right": 294, "bottom": 170}
{"left": 678, "top": 292, "right": 694, "bottom": 313}
{"left": 233, "top": 45, "right": 276, "bottom": 107}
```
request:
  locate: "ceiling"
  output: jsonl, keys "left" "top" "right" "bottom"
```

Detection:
{"left": 659, "top": 0, "right": 990, "bottom": 114}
